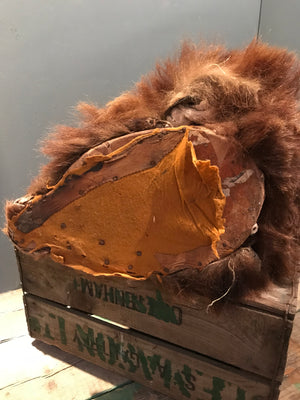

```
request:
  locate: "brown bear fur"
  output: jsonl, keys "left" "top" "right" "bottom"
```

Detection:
{"left": 7, "top": 40, "right": 300, "bottom": 301}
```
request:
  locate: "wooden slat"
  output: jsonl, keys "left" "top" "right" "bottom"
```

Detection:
{"left": 17, "top": 251, "right": 293, "bottom": 382}
{"left": 0, "top": 309, "right": 27, "bottom": 343}
{"left": 24, "top": 293, "right": 275, "bottom": 400}
{"left": 243, "top": 280, "right": 299, "bottom": 319}
{"left": 92, "top": 382, "right": 171, "bottom": 399}
{"left": 0, "top": 289, "right": 27, "bottom": 344}
{"left": 279, "top": 299, "right": 300, "bottom": 400}
{"left": 0, "top": 288, "right": 23, "bottom": 314}
{"left": 0, "top": 336, "right": 128, "bottom": 400}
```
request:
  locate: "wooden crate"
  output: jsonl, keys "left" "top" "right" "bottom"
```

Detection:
{"left": 16, "top": 250, "right": 298, "bottom": 400}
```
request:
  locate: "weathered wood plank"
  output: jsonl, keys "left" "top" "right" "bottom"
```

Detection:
{"left": 24, "top": 293, "right": 275, "bottom": 400}
{"left": 279, "top": 307, "right": 300, "bottom": 400}
{"left": 18, "top": 251, "right": 293, "bottom": 382}
{"left": 0, "top": 288, "right": 28, "bottom": 343}
{"left": 0, "top": 308, "right": 27, "bottom": 343}
{"left": 243, "top": 280, "right": 299, "bottom": 319}
{"left": 0, "top": 288, "right": 23, "bottom": 314}
{"left": 0, "top": 334, "right": 128, "bottom": 400}
{"left": 92, "top": 382, "right": 170, "bottom": 399}
{"left": 279, "top": 385, "right": 300, "bottom": 400}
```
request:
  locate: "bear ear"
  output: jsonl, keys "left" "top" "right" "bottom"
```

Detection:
{"left": 231, "top": 40, "right": 300, "bottom": 96}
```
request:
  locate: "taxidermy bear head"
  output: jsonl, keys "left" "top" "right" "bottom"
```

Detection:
{"left": 5, "top": 40, "right": 300, "bottom": 302}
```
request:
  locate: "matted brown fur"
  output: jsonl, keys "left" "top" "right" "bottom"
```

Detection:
{"left": 7, "top": 40, "right": 300, "bottom": 300}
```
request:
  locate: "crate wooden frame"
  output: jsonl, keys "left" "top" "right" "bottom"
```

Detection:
{"left": 16, "top": 250, "right": 298, "bottom": 400}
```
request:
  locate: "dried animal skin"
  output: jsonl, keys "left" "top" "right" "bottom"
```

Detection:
{"left": 5, "top": 39, "right": 300, "bottom": 300}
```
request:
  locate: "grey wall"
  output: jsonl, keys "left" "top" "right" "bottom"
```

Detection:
{"left": 259, "top": 0, "right": 300, "bottom": 53}
{"left": 0, "top": 0, "right": 262, "bottom": 293}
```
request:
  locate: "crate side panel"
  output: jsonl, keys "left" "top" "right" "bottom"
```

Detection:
{"left": 24, "top": 294, "right": 274, "bottom": 400}
{"left": 18, "top": 251, "right": 291, "bottom": 382}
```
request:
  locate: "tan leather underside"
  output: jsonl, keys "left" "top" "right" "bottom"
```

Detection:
{"left": 10, "top": 131, "right": 225, "bottom": 278}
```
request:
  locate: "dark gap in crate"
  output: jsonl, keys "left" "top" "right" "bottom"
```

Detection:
{"left": 91, "top": 314, "right": 130, "bottom": 330}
